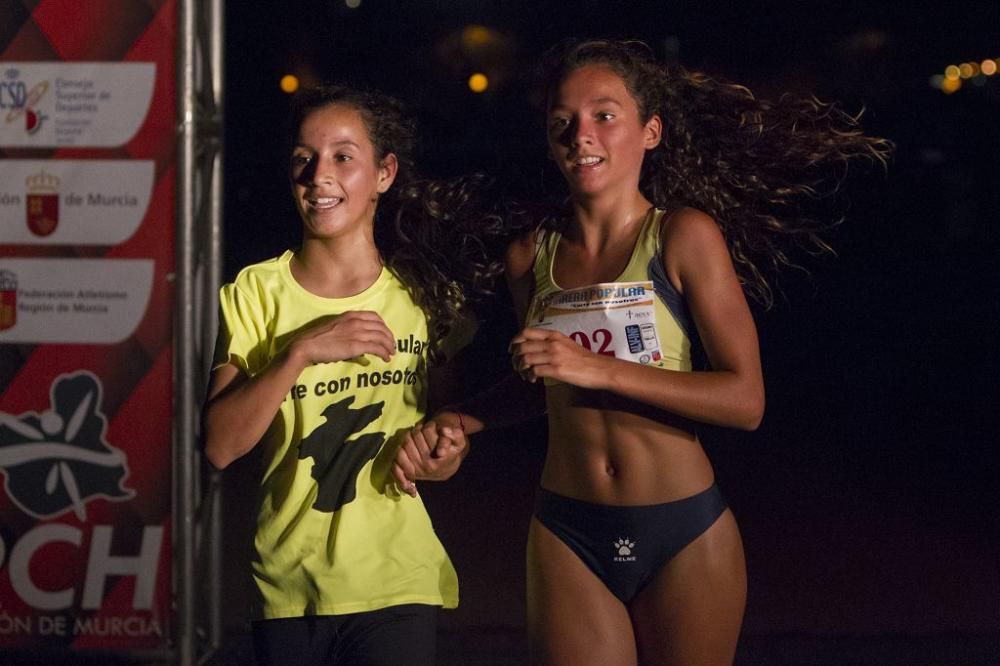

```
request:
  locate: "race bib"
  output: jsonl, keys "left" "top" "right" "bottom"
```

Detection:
{"left": 529, "top": 281, "right": 664, "bottom": 366}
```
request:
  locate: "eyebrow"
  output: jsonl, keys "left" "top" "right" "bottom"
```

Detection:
{"left": 590, "top": 96, "right": 624, "bottom": 106}
{"left": 293, "top": 139, "right": 362, "bottom": 150}
{"left": 549, "top": 96, "right": 625, "bottom": 112}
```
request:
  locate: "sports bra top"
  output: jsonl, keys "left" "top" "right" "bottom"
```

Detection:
{"left": 526, "top": 208, "right": 701, "bottom": 373}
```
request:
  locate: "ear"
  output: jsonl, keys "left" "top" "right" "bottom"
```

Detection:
{"left": 376, "top": 153, "right": 398, "bottom": 194}
{"left": 643, "top": 114, "right": 663, "bottom": 150}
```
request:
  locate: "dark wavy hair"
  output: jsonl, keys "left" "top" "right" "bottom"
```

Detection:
{"left": 289, "top": 84, "right": 506, "bottom": 361}
{"left": 536, "top": 39, "right": 893, "bottom": 307}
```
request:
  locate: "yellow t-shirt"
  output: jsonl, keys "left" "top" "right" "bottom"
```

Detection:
{"left": 213, "top": 250, "right": 458, "bottom": 619}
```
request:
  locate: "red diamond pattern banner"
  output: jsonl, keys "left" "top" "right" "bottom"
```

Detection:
{"left": 0, "top": 0, "right": 175, "bottom": 653}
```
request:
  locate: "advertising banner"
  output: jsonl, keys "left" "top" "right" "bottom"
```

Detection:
{"left": 0, "top": 0, "right": 176, "bottom": 653}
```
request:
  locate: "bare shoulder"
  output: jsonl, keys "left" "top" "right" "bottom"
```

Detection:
{"left": 505, "top": 229, "right": 538, "bottom": 280}
{"left": 505, "top": 229, "right": 538, "bottom": 320}
{"left": 661, "top": 207, "right": 734, "bottom": 290}
{"left": 661, "top": 206, "right": 726, "bottom": 251}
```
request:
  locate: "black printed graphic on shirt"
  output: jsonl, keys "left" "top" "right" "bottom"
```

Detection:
{"left": 298, "top": 396, "right": 385, "bottom": 513}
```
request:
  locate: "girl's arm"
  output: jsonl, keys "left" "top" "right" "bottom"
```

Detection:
{"left": 512, "top": 209, "right": 765, "bottom": 430}
{"left": 456, "top": 229, "right": 548, "bottom": 433}
{"left": 203, "top": 310, "right": 397, "bottom": 469}
{"left": 391, "top": 231, "right": 548, "bottom": 489}
{"left": 429, "top": 228, "right": 548, "bottom": 435}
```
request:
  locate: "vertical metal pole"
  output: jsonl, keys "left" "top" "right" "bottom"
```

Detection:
{"left": 206, "top": 0, "right": 225, "bottom": 653}
{"left": 176, "top": 0, "right": 197, "bottom": 663}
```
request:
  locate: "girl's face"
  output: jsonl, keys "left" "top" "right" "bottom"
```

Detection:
{"left": 546, "top": 64, "right": 661, "bottom": 200}
{"left": 290, "top": 103, "right": 397, "bottom": 242}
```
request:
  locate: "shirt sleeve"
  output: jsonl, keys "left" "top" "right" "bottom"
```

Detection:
{"left": 212, "top": 280, "right": 268, "bottom": 375}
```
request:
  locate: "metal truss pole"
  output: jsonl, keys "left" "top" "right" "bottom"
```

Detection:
{"left": 177, "top": 0, "right": 224, "bottom": 663}
{"left": 176, "top": 0, "right": 197, "bottom": 661}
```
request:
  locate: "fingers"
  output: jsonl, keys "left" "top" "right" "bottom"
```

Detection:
{"left": 301, "top": 310, "right": 398, "bottom": 363}
{"left": 391, "top": 420, "right": 468, "bottom": 485}
{"left": 511, "top": 338, "right": 551, "bottom": 382}
{"left": 432, "top": 426, "right": 467, "bottom": 459}
{"left": 339, "top": 313, "right": 396, "bottom": 361}
{"left": 392, "top": 462, "right": 417, "bottom": 497}
{"left": 510, "top": 328, "right": 585, "bottom": 383}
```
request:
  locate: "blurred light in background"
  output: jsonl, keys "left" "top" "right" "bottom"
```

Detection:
{"left": 468, "top": 73, "right": 489, "bottom": 93}
{"left": 345, "top": 0, "right": 361, "bottom": 8}
{"left": 435, "top": 25, "right": 515, "bottom": 95}
{"left": 462, "top": 25, "right": 493, "bottom": 49}
{"left": 932, "top": 57, "right": 998, "bottom": 94}
{"left": 280, "top": 74, "right": 300, "bottom": 94}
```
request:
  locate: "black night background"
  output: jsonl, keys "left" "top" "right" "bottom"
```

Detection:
{"left": 218, "top": 1, "right": 998, "bottom": 663}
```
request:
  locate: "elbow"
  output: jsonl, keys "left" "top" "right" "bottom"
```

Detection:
{"left": 202, "top": 417, "right": 242, "bottom": 470}
{"left": 738, "top": 389, "right": 765, "bottom": 431}
{"left": 204, "top": 445, "right": 232, "bottom": 471}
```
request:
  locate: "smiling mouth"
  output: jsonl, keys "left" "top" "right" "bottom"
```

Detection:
{"left": 572, "top": 155, "right": 604, "bottom": 168}
{"left": 307, "top": 196, "right": 343, "bottom": 210}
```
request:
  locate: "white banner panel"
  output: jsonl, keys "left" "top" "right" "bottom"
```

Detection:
{"left": 0, "top": 259, "right": 153, "bottom": 344}
{"left": 0, "top": 63, "right": 155, "bottom": 148}
{"left": 0, "top": 160, "right": 153, "bottom": 245}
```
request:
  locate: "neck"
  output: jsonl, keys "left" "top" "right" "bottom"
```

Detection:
{"left": 569, "top": 191, "right": 653, "bottom": 250}
{"left": 292, "top": 235, "right": 383, "bottom": 298}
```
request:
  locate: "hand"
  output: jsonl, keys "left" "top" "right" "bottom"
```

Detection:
{"left": 510, "top": 327, "right": 611, "bottom": 388}
{"left": 392, "top": 419, "right": 468, "bottom": 496}
{"left": 291, "top": 311, "right": 396, "bottom": 365}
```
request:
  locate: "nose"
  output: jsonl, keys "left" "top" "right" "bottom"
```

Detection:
{"left": 569, "top": 117, "right": 593, "bottom": 148}
{"left": 311, "top": 156, "right": 336, "bottom": 184}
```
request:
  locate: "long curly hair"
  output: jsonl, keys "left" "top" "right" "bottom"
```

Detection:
{"left": 289, "top": 85, "right": 506, "bottom": 361}
{"left": 536, "top": 39, "right": 893, "bottom": 307}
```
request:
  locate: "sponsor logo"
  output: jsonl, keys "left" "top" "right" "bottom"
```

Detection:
{"left": 0, "top": 160, "right": 154, "bottom": 246}
{"left": 0, "top": 371, "right": 134, "bottom": 521}
{"left": 25, "top": 170, "right": 59, "bottom": 237}
{"left": 2, "top": 68, "right": 48, "bottom": 135}
{"left": 0, "top": 269, "right": 15, "bottom": 330}
{"left": 0, "top": 63, "right": 155, "bottom": 148}
{"left": 613, "top": 537, "right": 637, "bottom": 562}
{"left": 0, "top": 371, "right": 164, "bottom": 620}
{"left": 0, "top": 258, "right": 153, "bottom": 344}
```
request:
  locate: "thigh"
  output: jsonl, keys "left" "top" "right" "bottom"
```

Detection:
{"left": 335, "top": 603, "right": 439, "bottom": 666}
{"left": 630, "top": 509, "right": 747, "bottom": 665}
{"left": 527, "top": 517, "right": 638, "bottom": 666}
{"left": 252, "top": 616, "right": 338, "bottom": 666}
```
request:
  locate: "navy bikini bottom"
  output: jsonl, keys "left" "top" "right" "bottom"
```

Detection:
{"left": 533, "top": 484, "right": 727, "bottom": 603}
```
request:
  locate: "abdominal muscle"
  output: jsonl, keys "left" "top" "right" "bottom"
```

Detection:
{"left": 541, "top": 383, "right": 717, "bottom": 506}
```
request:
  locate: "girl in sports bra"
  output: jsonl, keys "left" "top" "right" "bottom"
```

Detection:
{"left": 395, "top": 39, "right": 889, "bottom": 664}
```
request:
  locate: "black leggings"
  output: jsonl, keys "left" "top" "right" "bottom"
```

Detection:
{"left": 251, "top": 604, "right": 439, "bottom": 666}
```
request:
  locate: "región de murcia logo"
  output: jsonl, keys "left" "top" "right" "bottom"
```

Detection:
{"left": 26, "top": 169, "right": 60, "bottom": 237}
{"left": 0, "top": 269, "right": 16, "bottom": 330}
{"left": 0, "top": 371, "right": 134, "bottom": 520}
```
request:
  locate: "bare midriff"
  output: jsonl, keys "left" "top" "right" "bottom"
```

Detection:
{"left": 541, "top": 383, "right": 717, "bottom": 506}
